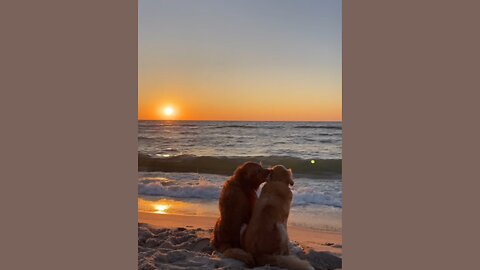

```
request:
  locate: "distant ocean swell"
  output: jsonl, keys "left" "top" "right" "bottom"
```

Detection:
{"left": 138, "top": 154, "right": 341, "bottom": 178}
{"left": 139, "top": 122, "right": 341, "bottom": 130}
{"left": 211, "top": 125, "right": 342, "bottom": 130}
{"left": 138, "top": 178, "right": 341, "bottom": 208}
{"left": 293, "top": 125, "right": 342, "bottom": 130}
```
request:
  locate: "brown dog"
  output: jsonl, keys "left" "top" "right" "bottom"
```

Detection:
{"left": 211, "top": 162, "right": 270, "bottom": 266}
{"left": 242, "top": 165, "right": 313, "bottom": 270}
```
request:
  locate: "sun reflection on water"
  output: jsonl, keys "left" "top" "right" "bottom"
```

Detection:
{"left": 153, "top": 204, "right": 170, "bottom": 214}
{"left": 138, "top": 198, "right": 219, "bottom": 217}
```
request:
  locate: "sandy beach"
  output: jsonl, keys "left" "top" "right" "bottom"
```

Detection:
{"left": 138, "top": 211, "right": 342, "bottom": 270}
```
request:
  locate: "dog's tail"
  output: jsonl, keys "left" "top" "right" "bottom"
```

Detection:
{"left": 256, "top": 254, "right": 314, "bottom": 270}
{"left": 223, "top": 248, "right": 255, "bottom": 267}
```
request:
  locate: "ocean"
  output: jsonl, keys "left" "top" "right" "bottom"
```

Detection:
{"left": 138, "top": 121, "right": 342, "bottom": 232}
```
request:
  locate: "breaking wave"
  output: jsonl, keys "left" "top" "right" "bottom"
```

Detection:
{"left": 138, "top": 154, "right": 341, "bottom": 178}
{"left": 138, "top": 178, "right": 341, "bottom": 208}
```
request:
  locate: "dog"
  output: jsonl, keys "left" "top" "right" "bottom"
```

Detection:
{"left": 211, "top": 162, "right": 271, "bottom": 266}
{"left": 242, "top": 165, "right": 314, "bottom": 270}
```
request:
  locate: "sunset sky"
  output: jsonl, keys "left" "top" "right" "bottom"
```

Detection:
{"left": 139, "top": 0, "right": 341, "bottom": 121}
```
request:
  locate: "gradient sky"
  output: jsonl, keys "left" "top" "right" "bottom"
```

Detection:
{"left": 139, "top": 0, "right": 341, "bottom": 121}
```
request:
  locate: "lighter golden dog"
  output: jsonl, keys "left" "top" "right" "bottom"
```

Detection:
{"left": 242, "top": 165, "right": 314, "bottom": 270}
{"left": 211, "top": 162, "right": 271, "bottom": 266}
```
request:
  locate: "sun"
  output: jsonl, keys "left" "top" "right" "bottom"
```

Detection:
{"left": 153, "top": 204, "right": 170, "bottom": 214}
{"left": 164, "top": 107, "right": 174, "bottom": 116}
{"left": 157, "top": 105, "right": 178, "bottom": 119}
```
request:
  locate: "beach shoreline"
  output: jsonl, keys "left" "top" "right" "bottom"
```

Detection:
{"left": 138, "top": 211, "right": 342, "bottom": 255}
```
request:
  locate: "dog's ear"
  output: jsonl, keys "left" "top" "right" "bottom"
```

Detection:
{"left": 288, "top": 169, "right": 294, "bottom": 186}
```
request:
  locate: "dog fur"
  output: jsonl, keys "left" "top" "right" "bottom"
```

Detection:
{"left": 211, "top": 162, "right": 270, "bottom": 266}
{"left": 242, "top": 165, "right": 314, "bottom": 270}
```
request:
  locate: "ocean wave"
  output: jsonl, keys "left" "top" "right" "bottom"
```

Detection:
{"left": 214, "top": 125, "right": 258, "bottom": 129}
{"left": 294, "top": 125, "right": 342, "bottom": 130}
{"left": 303, "top": 138, "right": 336, "bottom": 143}
{"left": 138, "top": 136, "right": 156, "bottom": 140}
{"left": 292, "top": 187, "right": 342, "bottom": 207}
{"left": 213, "top": 125, "right": 286, "bottom": 129}
{"left": 138, "top": 178, "right": 341, "bottom": 207}
{"left": 163, "top": 148, "right": 179, "bottom": 152}
{"left": 138, "top": 178, "right": 220, "bottom": 199}
{"left": 318, "top": 133, "right": 339, "bottom": 136}
{"left": 138, "top": 154, "right": 341, "bottom": 178}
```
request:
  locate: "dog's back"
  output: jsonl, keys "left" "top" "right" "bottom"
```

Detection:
{"left": 242, "top": 165, "right": 313, "bottom": 270}
{"left": 212, "top": 178, "right": 250, "bottom": 251}
{"left": 212, "top": 162, "right": 269, "bottom": 252}
{"left": 243, "top": 180, "right": 293, "bottom": 256}
{"left": 211, "top": 162, "right": 271, "bottom": 267}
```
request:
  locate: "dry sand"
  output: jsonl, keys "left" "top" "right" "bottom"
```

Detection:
{"left": 138, "top": 212, "right": 342, "bottom": 270}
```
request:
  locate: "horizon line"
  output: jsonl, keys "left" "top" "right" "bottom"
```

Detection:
{"left": 138, "top": 119, "right": 342, "bottom": 122}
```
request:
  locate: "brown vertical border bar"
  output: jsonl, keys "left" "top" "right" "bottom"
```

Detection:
{"left": 0, "top": 0, "right": 137, "bottom": 269}
{"left": 344, "top": 0, "right": 480, "bottom": 269}
{"left": 2, "top": 0, "right": 480, "bottom": 269}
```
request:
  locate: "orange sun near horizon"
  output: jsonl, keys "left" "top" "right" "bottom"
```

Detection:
{"left": 159, "top": 106, "right": 177, "bottom": 119}
{"left": 138, "top": 100, "right": 342, "bottom": 121}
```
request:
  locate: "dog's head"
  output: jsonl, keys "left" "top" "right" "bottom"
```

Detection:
{"left": 233, "top": 162, "right": 271, "bottom": 190}
{"left": 269, "top": 165, "right": 294, "bottom": 186}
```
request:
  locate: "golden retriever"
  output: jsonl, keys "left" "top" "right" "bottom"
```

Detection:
{"left": 242, "top": 165, "right": 313, "bottom": 270}
{"left": 211, "top": 162, "right": 271, "bottom": 266}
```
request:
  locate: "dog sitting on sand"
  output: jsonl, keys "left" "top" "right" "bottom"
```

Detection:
{"left": 211, "top": 162, "right": 271, "bottom": 266}
{"left": 242, "top": 165, "right": 314, "bottom": 270}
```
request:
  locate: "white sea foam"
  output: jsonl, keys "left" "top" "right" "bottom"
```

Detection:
{"left": 138, "top": 173, "right": 342, "bottom": 208}
{"left": 138, "top": 178, "right": 220, "bottom": 199}
{"left": 292, "top": 186, "right": 342, "bottom": 208}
